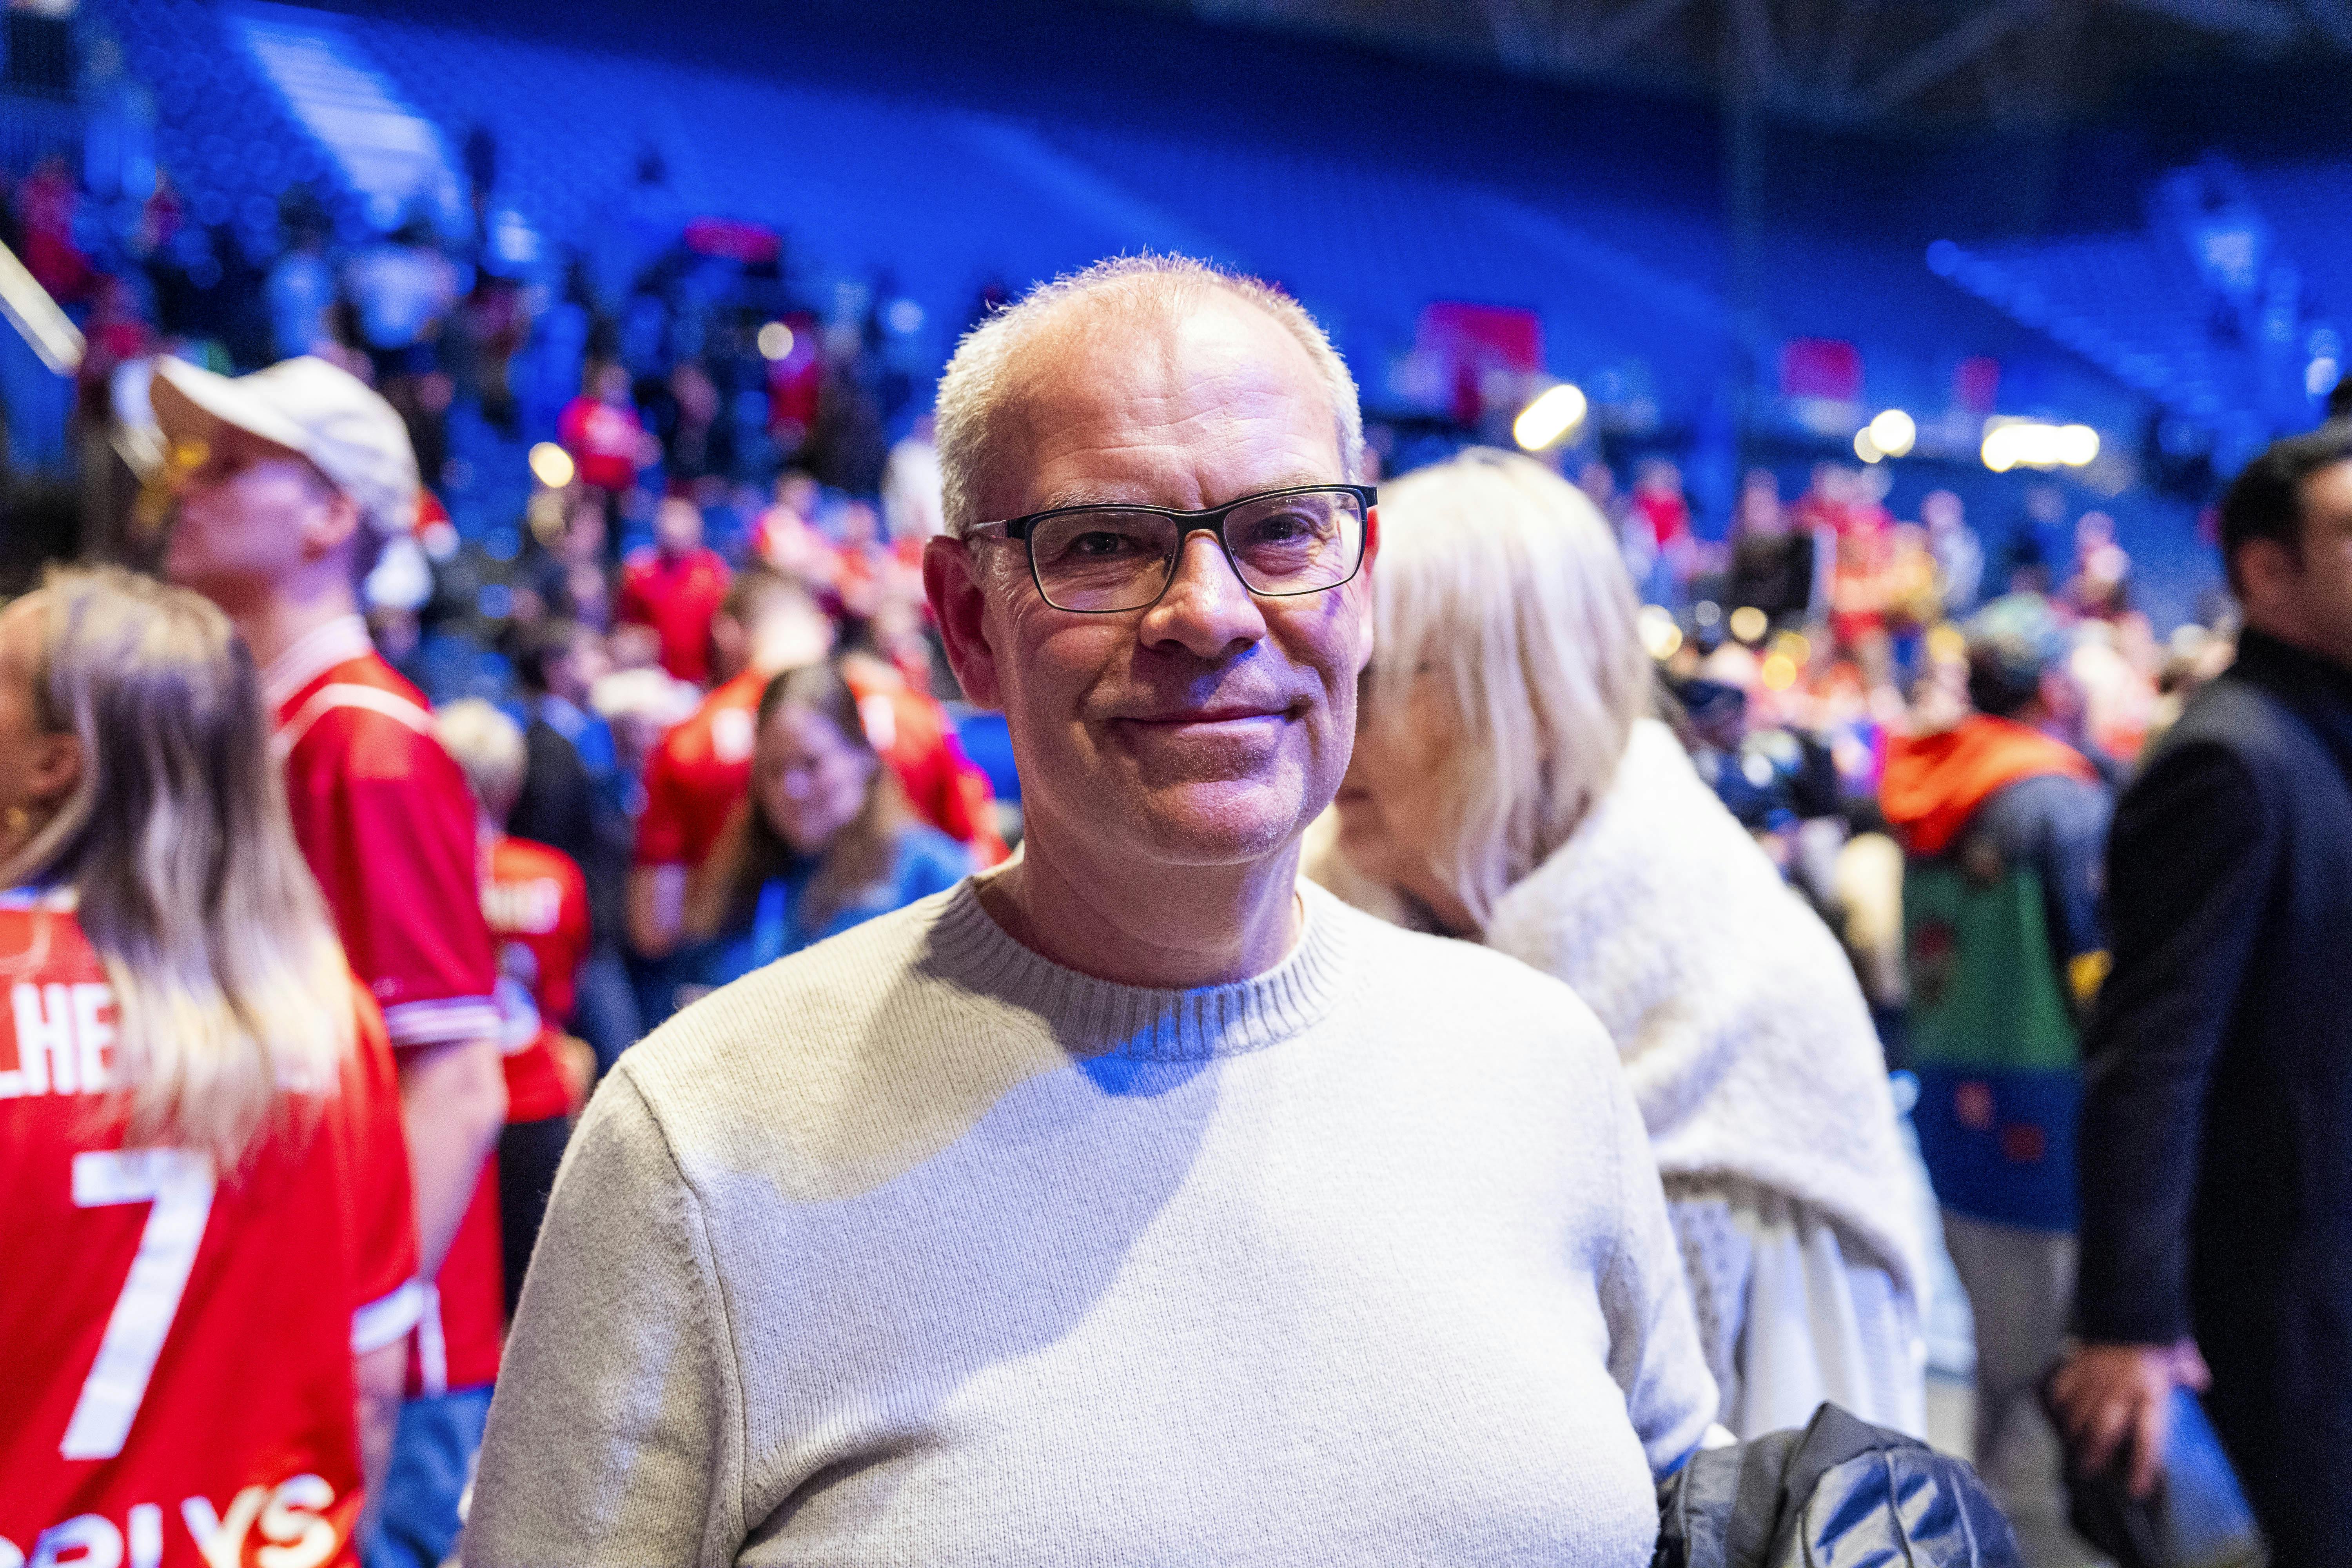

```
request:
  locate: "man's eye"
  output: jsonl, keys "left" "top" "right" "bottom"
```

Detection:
{"left": 1070, "top": 531, "right": 1143, "bottom": 557}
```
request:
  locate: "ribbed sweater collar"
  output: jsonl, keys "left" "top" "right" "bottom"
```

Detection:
{"left": 927, "top": 877, "right": 1352, "bottom": 1061}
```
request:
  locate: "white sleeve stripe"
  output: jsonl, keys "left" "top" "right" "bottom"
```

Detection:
{"left": 351, "top": 1279, "right": 426, "bottom": 1354}
{"left": 383, "top": 997, "right": 502, "bottom": 1045}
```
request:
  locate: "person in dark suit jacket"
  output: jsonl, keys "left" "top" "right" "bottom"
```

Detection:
{"left": 2053, "top": 422, "right": 2352, "bottom": 1564}
{"left": 508, "top": 617, "right": 640, "bottom": 1070}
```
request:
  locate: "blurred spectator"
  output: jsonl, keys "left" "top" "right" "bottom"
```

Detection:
{"left": 802, "top": 325, "right": 890, "bottom": 492}
{"left": 587, "top": 663, "right": 700, "bottom": 806}
{"left": 662, "top": 359, "right": 722, "bottom": 480}
{"left": 345, "top": 216, "right": 460, "bottom": 374}
{"left": 345, "top": 214, "right": 461, "bottom": 484}
{"left": 2144, "top": 619, "right": 2238, "bottom": 747}
{"left": 1326, "top": 448, "right": 1923, "bottom": 1438}
{"left": 2065, "top": 509, "right": 2133, "bottom": 620}
{"left": 672, "top": 661, "right": 972, "bottom": 1004}
{"left": 1848, "top": 462, "right": 1896, "bottom": 542}
{"left": 559, "top": 362, "right": 654, "bottom": 497}
{"left": 1631, "top": 457, "right": 1697, "bottom": 599}
{"left": 880, "top": 411, "right": 946, "bottom": 546}
{"left": 1726, "top": 468, "right": 1816, "bottom": 629}
{"left": 1922, "top": 490, "right": 1984, "bottom": 617}
{"left": 1678, "top": 670, "right": 1841, "bottom": 856}
{"left": 151, "top": 354, "right": 506, "bottom": 1568}
{"left": 508, "top": 618, "right": 640, "bottom": 1072}
{"left": 265, "top": 210, "right": 336, "bottom": 361}
{"left": 629, "top": 568, "right": 1002, "bottom": 963}
{"left": 17, "top": 154, "right": 87, "bottom": 304}
{"left": 617, "top": 494, "right": 730, "bottom": 685}
{"left": 1789, "top": 462, "right": 1847, "bottom": 541}
{"left": 2058, "top": 428, "right": 2352, "bottom": 1553}
{"left": 456, "top": 265, "right": 530, "bottom": 436}
{"left": 628, "top": 570, "right": 840, "bottom": 959}
{"left": 1879, "top": 592, "right": 2109, "bottom": 1513}
{"left": 1632, "top": 456, "right": 1692, "bottom": 556}
{"left": 2006, "top": 483, "right": 2068, "bottom": 596}
{"left": 434, "top": 699, "right": 593, "bottom": 1319}
{"left": 750, "top": 468, "right": 839, "bottom": 588}
{"left": 0, "top": 566, "right": 413, "bottom": 1568}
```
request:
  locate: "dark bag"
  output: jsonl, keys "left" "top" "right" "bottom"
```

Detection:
{"left": 1654, "top": 1403, "right": 2020, "bottom": 1568}
{"left": 2044, "top": 1382, "right": 2266, "bottom": 1568}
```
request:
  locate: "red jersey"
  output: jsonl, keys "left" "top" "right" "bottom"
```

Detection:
{"left": 265, "top": 617, "right": 503, "bottom": 1396}
{"left": 616, "top": 545, "right": 731, "bottom": 686}
{"left": 555, "top": 395, "right": 646, "bottom": 494}
{"left": 0, "top": 893, "right": 417, "bottom": 1568}
{"left": 482, "top": 835, "right": 590, "bottom": 1125}
{"left": 633, "top": 661, "right": 1007, "bottom": 873}
{"left": 1634, "top": 490, "right": 1691, "bottom": 550}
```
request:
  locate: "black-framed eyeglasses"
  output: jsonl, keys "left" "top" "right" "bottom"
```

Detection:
{"left": 966, "top": 483, "right": 1375, "bottom": 614}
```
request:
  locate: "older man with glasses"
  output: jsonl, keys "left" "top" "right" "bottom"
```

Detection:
{"left": 466, "top": 256, "right": 1717, "bottom": 1567}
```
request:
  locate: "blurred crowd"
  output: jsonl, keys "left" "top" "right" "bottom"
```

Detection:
{"left": 5, "top": 127, "right": 2327, "bottom": 1568}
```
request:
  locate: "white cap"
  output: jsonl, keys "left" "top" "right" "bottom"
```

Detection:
{"left": 150, "top": 354, "right": 421, "bottom": 538}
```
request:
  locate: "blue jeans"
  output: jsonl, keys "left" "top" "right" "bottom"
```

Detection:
{"left": 363, "top": 1385, "right": 492, "bottom": 1568}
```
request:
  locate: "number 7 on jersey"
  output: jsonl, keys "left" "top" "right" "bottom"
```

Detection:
{"left": 62, "top": 1150, "right": 216, "bottom": 1461}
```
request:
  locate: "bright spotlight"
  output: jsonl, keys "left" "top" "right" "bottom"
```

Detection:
{"left": 1512, "top": 383, "right": 1588, "bottom": 451}
{"left": 757, "top": 321, "right": 795, "bottom": 361}
{"left": 1854, "top": 429, "right": 1883, "bottom": 464}
{"left": 1867, "top": 408, "right": 1916, "bottom": 457}
{"left": 1637, "top": 604, "right": 1683, "bottom": 661}
{"left": 1728, "top": 606, "right": 1768, "bottom": 644}
{"left": 1981, "top": 419, "right": 2100, "bottom": 472}
{"left": 527, "top": 441, "right": 575, "bottom": 489}
{"left": 1760, "top": 653, "right": 1798, "bottom": 691}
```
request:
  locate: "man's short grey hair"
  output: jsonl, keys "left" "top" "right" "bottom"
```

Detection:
{"left": 935, "top": 254, "right": 1364, "bottom": 537}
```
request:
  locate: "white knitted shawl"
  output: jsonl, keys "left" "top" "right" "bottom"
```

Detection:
{"left": 1485, "top": 719, "right": 1925, "bottom": 1296}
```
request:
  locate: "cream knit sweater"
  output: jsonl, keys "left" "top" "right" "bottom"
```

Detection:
{"left": 1485, "top": 720, "right": 1925, "bottom": 1296}
{"left": 466, "top": 875, "right": 1717, "bottom": 1567}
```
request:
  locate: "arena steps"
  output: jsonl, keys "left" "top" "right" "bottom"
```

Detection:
{"left": 223, "top": 2, "right": 466, "bottom": 237}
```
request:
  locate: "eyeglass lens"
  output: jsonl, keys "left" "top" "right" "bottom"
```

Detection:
{"left": 1028, "top": 489, "right": 1365, "bottom": 613}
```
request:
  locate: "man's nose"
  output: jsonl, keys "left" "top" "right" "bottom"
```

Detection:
{"left": 1140, "top": 530, "right": 1266, "bottom": 657}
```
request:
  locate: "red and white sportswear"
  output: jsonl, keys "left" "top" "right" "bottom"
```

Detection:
{"left": 0, "top": 890, "right": 418, "bottom": 1568}
{"left": 264, "top": 615, "right": 504, "bottom": 1396}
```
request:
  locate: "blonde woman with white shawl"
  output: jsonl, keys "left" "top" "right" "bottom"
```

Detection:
{"left": 1319, "top": 448, "right": 1926, "bottom": 1437}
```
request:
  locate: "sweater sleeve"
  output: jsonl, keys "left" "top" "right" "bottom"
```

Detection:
{"left": 465, "top": 1068, "right": 746, "bottom": 1567}
{"left": 1595, "top": 1061, "right": 1720, "bottom": 1476}
{"left": 2076, "top": 739, "right": 2276, "bottom": 1346}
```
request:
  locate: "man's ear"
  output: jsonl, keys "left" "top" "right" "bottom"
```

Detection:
{"left": 303, "top": 486, "right": 364, "bottom": 564}
{"left": 2236, "top": 535, "right": 2298, "bottom": 614}
{"left": 924, "top": 534, "right": 1004, "bottom": 711}
{"left": 25, "top": 728, "right": 81, "bottom": 807}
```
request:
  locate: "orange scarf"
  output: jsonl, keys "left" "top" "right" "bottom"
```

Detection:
{"left": 1880, "top": 714, "right": 2098, "bottom": 857}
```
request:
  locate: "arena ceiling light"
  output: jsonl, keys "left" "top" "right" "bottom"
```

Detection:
{"left": 1512, "top": 382, "right": 1588, "bottom": 451}
{"left": 1981, "top": 418, "right": 2099, "bottom": 472}
{"left": 527, "top": 441, "right": 575, "bottom": 489}
{"left": 757, "top": 321, "right": 796, "bottom": 361}
{"left": 1637, "top": 603, "right": 1683, "bottom": 661}
{"left": 1854, "top": 408, "right": 1915, "bottom": 464}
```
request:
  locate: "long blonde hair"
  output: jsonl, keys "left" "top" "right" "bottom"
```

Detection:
{"left": 1365, "top": 448, "right": 1651, "bottom": 930}
{"left": 1, "top": 566, "right": 353, "bottom": 1165}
